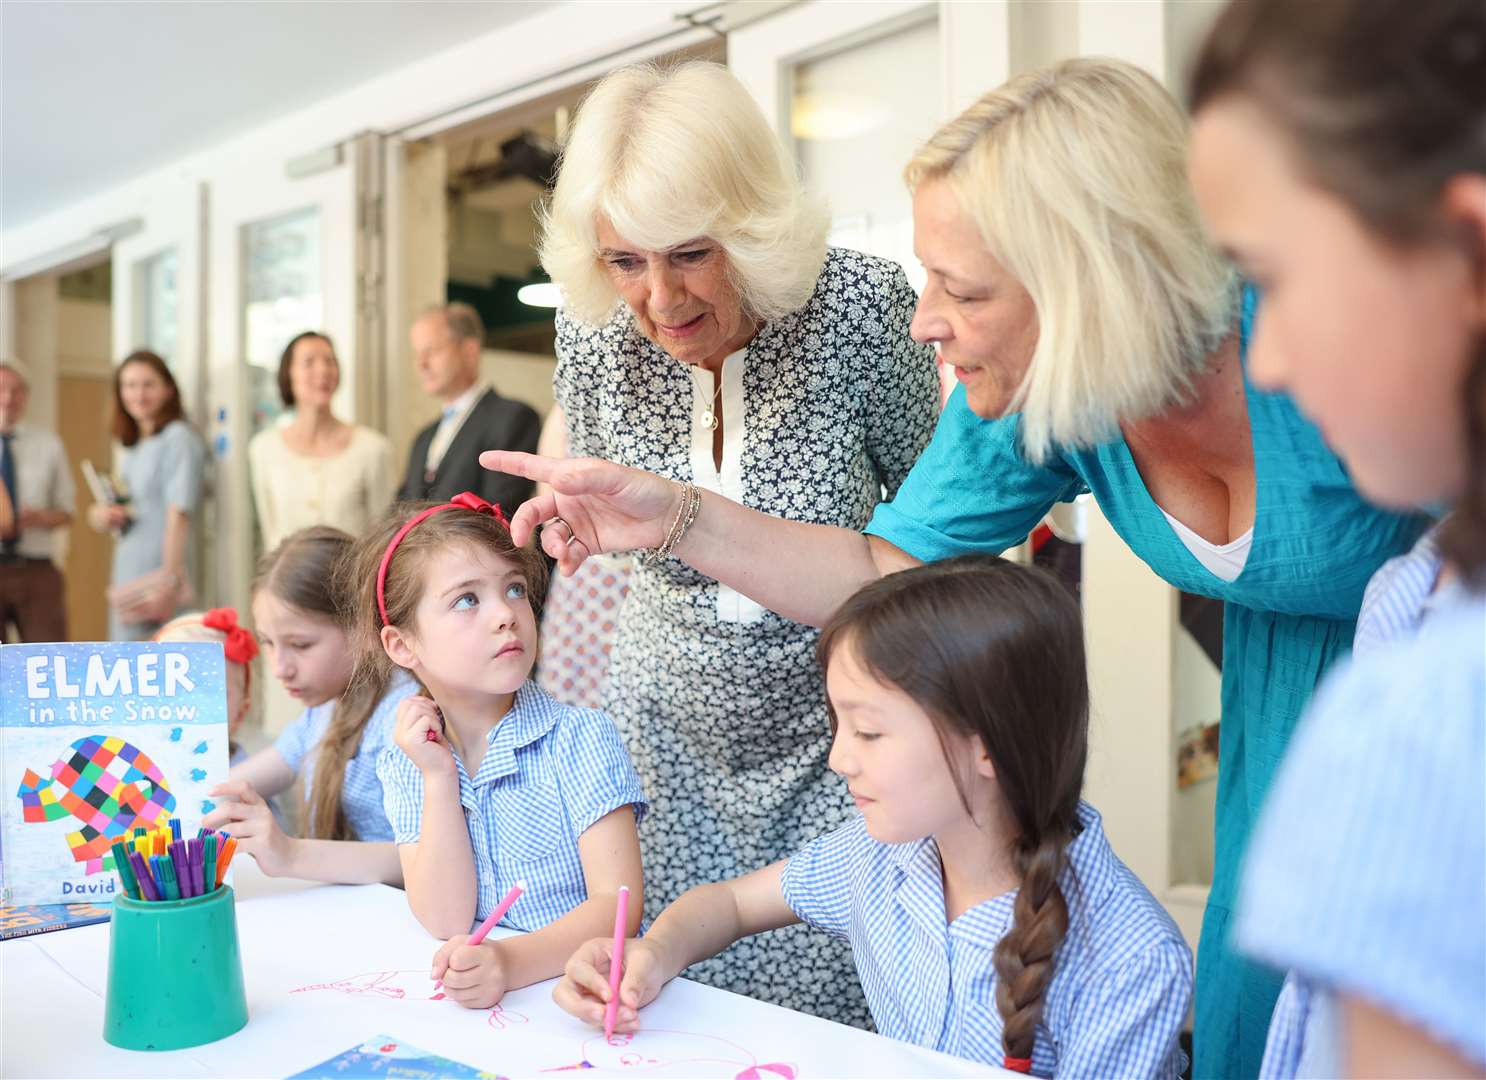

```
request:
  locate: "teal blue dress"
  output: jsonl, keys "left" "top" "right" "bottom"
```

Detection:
{"left": 864, "top": 288, "right": 1428, "bottom": 1078}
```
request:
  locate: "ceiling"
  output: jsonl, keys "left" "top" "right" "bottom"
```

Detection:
{"left": 0, "top": 0, "right": 556, "bottom": 232}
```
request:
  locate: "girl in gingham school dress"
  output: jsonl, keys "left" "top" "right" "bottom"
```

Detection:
{"left": 1189, "top": 0, "right": 1486, "bottom": 1074}
{"left": 203, "top": 527, "right": 418, "bottom": 885}
{"left": 554, "top": 556, "right": 1191, "bottom": 1078}
{"left": 351, "top": 494, "right": 646, "bottom": 1011}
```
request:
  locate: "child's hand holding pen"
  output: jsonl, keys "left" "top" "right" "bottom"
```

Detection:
{"left": 431, "top": 934, "right": 511, "bottom": 1010}
{"left": 394, "top": 695, "right": 455, "bottom": 775}
{"left": 552, "top": 936, "right": 669, "bottom": 1034}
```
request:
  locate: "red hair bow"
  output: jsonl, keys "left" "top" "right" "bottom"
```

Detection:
{"left": 201, "top": 607, "right": 259, "bottom": 665}
{"left": 448, "top": 490, "right": 509, "bottom": 529}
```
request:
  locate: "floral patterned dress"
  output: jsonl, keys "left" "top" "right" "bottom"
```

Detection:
{"left": 555, "top": 248, "right": 939, "bottom": 1024}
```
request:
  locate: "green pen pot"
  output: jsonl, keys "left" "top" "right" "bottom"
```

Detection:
{"left": 103, "top": 885, "right": 249, "bottom": 1051}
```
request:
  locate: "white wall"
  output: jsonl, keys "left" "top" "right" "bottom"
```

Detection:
{"left": 0, "top": 2, "right": 709, "bottom": 274}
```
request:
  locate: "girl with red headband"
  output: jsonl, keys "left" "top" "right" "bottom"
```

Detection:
{"left": 349, "top": 493, "right": 646, "bottom": 1010}
{"left": 203, "top": 526, "right": 419, "bottom": 885}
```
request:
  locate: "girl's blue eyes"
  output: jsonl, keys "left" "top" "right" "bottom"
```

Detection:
{"left": 450, "top": 583, "right": 526, "bottom": 610}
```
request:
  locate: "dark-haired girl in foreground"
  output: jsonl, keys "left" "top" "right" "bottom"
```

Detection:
{"left": 556, "top": 557, "right": 1192, "bottom": 1078}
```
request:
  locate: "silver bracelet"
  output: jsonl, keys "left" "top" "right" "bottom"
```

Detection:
{"left": 641, "top": 483, "right": 700, "bottom": 567}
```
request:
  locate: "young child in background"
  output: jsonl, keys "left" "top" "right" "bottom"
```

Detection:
{"left": 350, "top": 492, "right": 645, "bottom": 1010}
{"left": 555, "top": 556, "right": 1191, "bottom": 1078}
{"left": 155, "top": 608, "right": 258, "bottom": 764}
{"left": 203, "top": 525, "right": 416, "bottom": 885}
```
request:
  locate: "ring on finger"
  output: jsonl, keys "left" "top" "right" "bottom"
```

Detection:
{"left": 548, "top": 516, "right": 585, "bottom": 548}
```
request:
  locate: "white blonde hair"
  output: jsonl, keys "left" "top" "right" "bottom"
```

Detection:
{"left": 540, "top": 61, "right": 829, "bottom": 326}
{"left": 906, "top": 57, "right": 1237, "bottom": 462}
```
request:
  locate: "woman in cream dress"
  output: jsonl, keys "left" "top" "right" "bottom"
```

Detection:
{"left": 249, "top": 331, "right": 394, "bottom": 548}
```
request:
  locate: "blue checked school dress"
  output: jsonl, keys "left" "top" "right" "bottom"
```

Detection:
{"left": 377, "top": 680, "right": 646, "bottom": 931}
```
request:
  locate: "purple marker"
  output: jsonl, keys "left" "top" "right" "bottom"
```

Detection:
{"left": 128, "top": 849, "right": 158, "bottom": 901}
{"left": 191, "top": 838, "right": 205, "bottom": 897}
{"left": 170, "top": 840, "right": 192, "bottom": 898}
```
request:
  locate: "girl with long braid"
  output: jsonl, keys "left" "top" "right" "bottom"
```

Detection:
{"left": 553, "top": 556, "right": 1192, "bottom": 1077}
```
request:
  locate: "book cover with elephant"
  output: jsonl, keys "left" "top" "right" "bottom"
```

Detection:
{"left": 0, "top": 641, "right": 229, "bottom": 906}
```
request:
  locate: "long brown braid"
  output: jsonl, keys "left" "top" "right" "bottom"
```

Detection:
{"left": 817, "top": 555, "right": 1088, "bottom": 1068}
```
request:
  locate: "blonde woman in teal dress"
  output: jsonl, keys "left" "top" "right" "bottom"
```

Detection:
{"left": 486, "top": 59, "right": 1427, "bottom": 1077}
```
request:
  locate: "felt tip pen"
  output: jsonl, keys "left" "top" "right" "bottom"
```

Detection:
{"left": 604, "top": 886, "right": 630, "bottom": 1041}
{"left": 434, "top": 881, "right": 525, "bottom": 993}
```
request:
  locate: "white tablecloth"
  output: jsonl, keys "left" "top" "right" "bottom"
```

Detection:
{"left": 3, "top": 862, "right": 1007, "bottom": 1079}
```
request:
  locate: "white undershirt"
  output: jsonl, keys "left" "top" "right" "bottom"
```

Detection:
{"left": 687, "top": 349, "right": 763, "bottom": 624}
{"left": 1159, "top": 507, "right": 1253, "bottom": 583}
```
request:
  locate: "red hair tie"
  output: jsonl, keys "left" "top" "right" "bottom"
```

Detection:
{"left": 201, "top": 607, "right": 259, "bottom": 666}
{"left": 1003, "top": 1057, "right": 1033, "bottom": 1074}
{"left": 376, "top": 492, "right": 509, "bottom": 626}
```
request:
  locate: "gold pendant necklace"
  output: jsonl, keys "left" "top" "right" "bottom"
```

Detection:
{"left": 693, "top": 370, "right": 721, "bottom": 431}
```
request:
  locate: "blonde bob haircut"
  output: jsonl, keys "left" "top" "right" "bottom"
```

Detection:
{"left": 906, "top": 58, "right": 1237, "bottom": 463}
{"left": 540, "top": 61, "right": 828, "bottom": 327}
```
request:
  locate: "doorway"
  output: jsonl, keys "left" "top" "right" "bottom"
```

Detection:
{"left": 10, "top": 262, "right": 115, "bottom": 642}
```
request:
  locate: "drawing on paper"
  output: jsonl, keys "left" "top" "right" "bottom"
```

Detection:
{"left": 291, "top": 970, "right": 432, "bottom": 1001}
{"left": 290, "top": 971, "right": 530, "bottom": 1029}
{"left": 542, "top": 1029, "right": 797, "bottom": 1079}
{"left": 488, "top": 1003, "right": 529, "bottom": 1031}
{"left": 16, "top": 735, "right": 175, "bottom": 873}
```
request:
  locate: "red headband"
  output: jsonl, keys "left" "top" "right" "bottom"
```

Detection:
{"left": 376, "top": 491, "right": 509, "bottom": 626}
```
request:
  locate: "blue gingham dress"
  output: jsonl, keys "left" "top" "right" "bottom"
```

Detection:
{"left": 1258, "top": 524, "right": 1448, "bottom": 1077}
{"left": 272, "top": 670, "right": 418, "bottom": 841}
{"left": 780, "top": 803, "right": 1192, "bottom": 1077}
{"left": 1239, "top": 586, "right": 1486, "bottom": 1074}
{"left": 376, "top": 681, "right": 646, "bottom": 931}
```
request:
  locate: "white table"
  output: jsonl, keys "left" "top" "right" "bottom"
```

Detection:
{"left": 3, "top": 864, "right": 1007, "bottom": 1079}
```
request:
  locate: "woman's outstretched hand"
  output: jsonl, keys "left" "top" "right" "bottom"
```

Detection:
{"left": 479, "top": 451, "right": 684, "bottom": 575}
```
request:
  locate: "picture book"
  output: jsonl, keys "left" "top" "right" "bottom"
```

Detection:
{"left": 0, "top": 900, "right": 112, "bottom": 940}
{"left": 287, "top": 1034, "right": 506, "bottom": 1079}
{"left": 1, "top": 641, "right": 230, "bottom": 905}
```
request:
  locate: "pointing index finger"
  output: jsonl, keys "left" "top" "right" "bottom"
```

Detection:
{"left": 479, "top": 450, "right": 552, "bottom": 480}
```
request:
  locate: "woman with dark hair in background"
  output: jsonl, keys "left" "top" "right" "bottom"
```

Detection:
{"left": 248, "top": 330, "right": 394, "bottom": 550}
{"left": 1189, "top": 1, "right": 1485, "bottom": 1075}
{"left": 89, "top": 349, "right": 205, "bottom": 640}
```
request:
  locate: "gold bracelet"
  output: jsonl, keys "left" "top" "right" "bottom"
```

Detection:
{"left": 641, "top": 483, "right": 700, "bottom": 567}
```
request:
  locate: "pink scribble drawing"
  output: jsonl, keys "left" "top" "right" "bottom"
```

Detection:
{"left": 542, "top": 1029, "right": 797, "bottom": 1079}
{"left": 488, "top": 1002, "right": 530, "bottom": 1031}
{"left": 290, "top": 970, "right": 419, "bottom": 1001}
{"left": 290, "top": 970, "right": 538, "bottom": 1028}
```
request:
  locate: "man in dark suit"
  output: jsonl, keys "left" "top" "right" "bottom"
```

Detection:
{"left": 397, "top": 302, "right": 541, "bottom": 514}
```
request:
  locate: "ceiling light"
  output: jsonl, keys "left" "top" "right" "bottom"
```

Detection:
{"left": 790, "top": 93, "right": 886, "bottom": 141}
{"left": 517, "top": 283, "right": 562, "bottom": 308}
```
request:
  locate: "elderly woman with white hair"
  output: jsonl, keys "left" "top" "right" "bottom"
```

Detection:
{"left": 492, "top": 58, "right": 1429, "bottom": 1074}
{"left": 532, "top": 61, "right": 939, "bottom": 1024}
